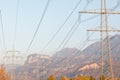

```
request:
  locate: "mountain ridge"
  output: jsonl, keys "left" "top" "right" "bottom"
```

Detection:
{"left": 14, "top": 35, "right": 120, "bottom": 80}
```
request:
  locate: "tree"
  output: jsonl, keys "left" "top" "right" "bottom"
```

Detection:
{"left": 0, "top": 65, "right": 10, "bottom": 80}
{"left": 89, "top": 76, "right": 95, "bottom": 80}
{"left": 77, "top": 75, "right": 90, "bottom": 80}
{"left": 60, "top": 76, "right": 69, "bottom": 80}
{"left": 48, "top": 74, "right": 56, "bottom": 80}
{"left": 99, "top": 75, "right": 106, "bottom": 80}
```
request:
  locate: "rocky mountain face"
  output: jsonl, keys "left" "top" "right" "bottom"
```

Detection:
{"left": 15, "top": 54, "right": 51, "bottom": 80}
{"left": 15, "top": 35, "right": 120, "bottom": 80}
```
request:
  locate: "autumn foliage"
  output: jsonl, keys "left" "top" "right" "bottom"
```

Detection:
{"left": 47, "top": 74, "right": 120, "bottom": 80}
{"left": 0, "top": 65, "right": 10, "bottom": 80}
{"left": 47, "top": 74, "right": 55, "bottom": 80}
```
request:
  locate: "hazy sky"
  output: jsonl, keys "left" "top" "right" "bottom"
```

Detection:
{"left": 0, "top": 0, "right": 120, "bottom": 60}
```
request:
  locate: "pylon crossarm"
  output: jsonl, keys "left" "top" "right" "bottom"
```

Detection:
{"left": 87, "top": 29, "right": 120, "bottom": 32}
{"left": 79, "top": 10, "right": 120, "bottom": 14}
{"left": 7, "top": 51, "right": 20, "bottom": 53}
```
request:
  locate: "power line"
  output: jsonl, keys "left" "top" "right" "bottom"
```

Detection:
{"left": 61, "top": 15, "right": 83, "bottom": 50}
{"left": 13, "top": 0, "right": 20, "bottom": 49}
{"left": 83, "top": 38, "right": 119, "bottom": 76}
{"left": 60, "top": 15, "right": 98, "bottom": 49}
{"left": 51, "top": 26, "right": 96, "bottom": 67}
{"left": 26, "top": 0, "right": 51, "bottom": 53}
{"left": 55, "top": 19, "right": 78, "bottom": 51}
{"left": 112, "top": 0, "right": 120, "bottom": 10}
{"left": 51, "top": 31, "right": 97, "bottom": 76}
{"left": 42, "top": 0, "right": 95, "bottom": 51}
{"left": 79, "top": 25, "right": 120, "bottom": 79}
{"left": 53, "top": 0, "right": 96, "bottom": 51}
{"left": 4, "top": 47, "right": 22, "bottom": 80}
{"left": 0, "top": 10, "right": 6, "bottom": 52}
{"left": 56, "top": 15, "right": 98, "bottom": 51}
{"left": 61, "top": 21, "right": 82, "bottom": 49}
{"left": 0, "top": 39, "right": 3, "bottom": 51}
{"left": 79, "top": 38, "right": 111, "bottom": 76}
{"left": 41, "top": 0, "right": 82, "bottom": 51}
{"left": 50, "top": 15, "right": 98, "bottom": 65}
{"left": 64, "top": 36, "right": 98, "bottom": 67}
{"left": 79, "top": 0, "right": 120, "bottom": 79}
{"left": 23, "top": 0, "right": 97, "bottom": 77}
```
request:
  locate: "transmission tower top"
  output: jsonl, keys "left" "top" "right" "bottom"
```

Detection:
{"left": 79, "top": 0, "right": 120, "bottom": 80}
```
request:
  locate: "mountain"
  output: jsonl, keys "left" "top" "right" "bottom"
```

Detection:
{"left": 50, "top": 48, "right": 81, "bottom": 67}
{"left": 14, "top": 35, "right": 120, "bottom": 80}
{"left": 15, "top": 54, "right": 51, "bottom": 80}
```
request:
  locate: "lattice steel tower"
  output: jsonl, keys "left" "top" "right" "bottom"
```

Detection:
{"left": 79, "top": 0, "right": 120, "bottom": 80}
{"left": 4, "top": 46, "right": 22, "bottom": 80}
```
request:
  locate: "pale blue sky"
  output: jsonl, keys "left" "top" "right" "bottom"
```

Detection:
{"left": 0, "top": 0, "right": 120, "bottom": 59}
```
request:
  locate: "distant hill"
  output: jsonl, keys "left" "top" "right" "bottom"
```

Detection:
{"left": 14, "top": 35, "right": 120, "bottom": 80}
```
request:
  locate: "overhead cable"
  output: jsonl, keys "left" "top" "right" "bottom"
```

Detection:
{"left": 13, "top": 0, "right": 20, "bottom": 49}
{"left": 41, "top": 0, "right": 82, "bottom": 51}
{"left": 55, "top": 0, "right": 96, "bottom": 51}
{"left": 0, "top": 10, "right": 6, "bottom": 52}
{"left": 56, "top": 15, "right": 98, "bottom": 51}
{"left": 26, "top": 0, "right": 51, "bottom": 53}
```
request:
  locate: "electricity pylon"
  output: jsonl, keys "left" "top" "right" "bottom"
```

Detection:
{"left": 79, "top": 0, "right": 120, "bottom": 80}
{"left": 4, "top": 46, "right": 22, "bottom": 80}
